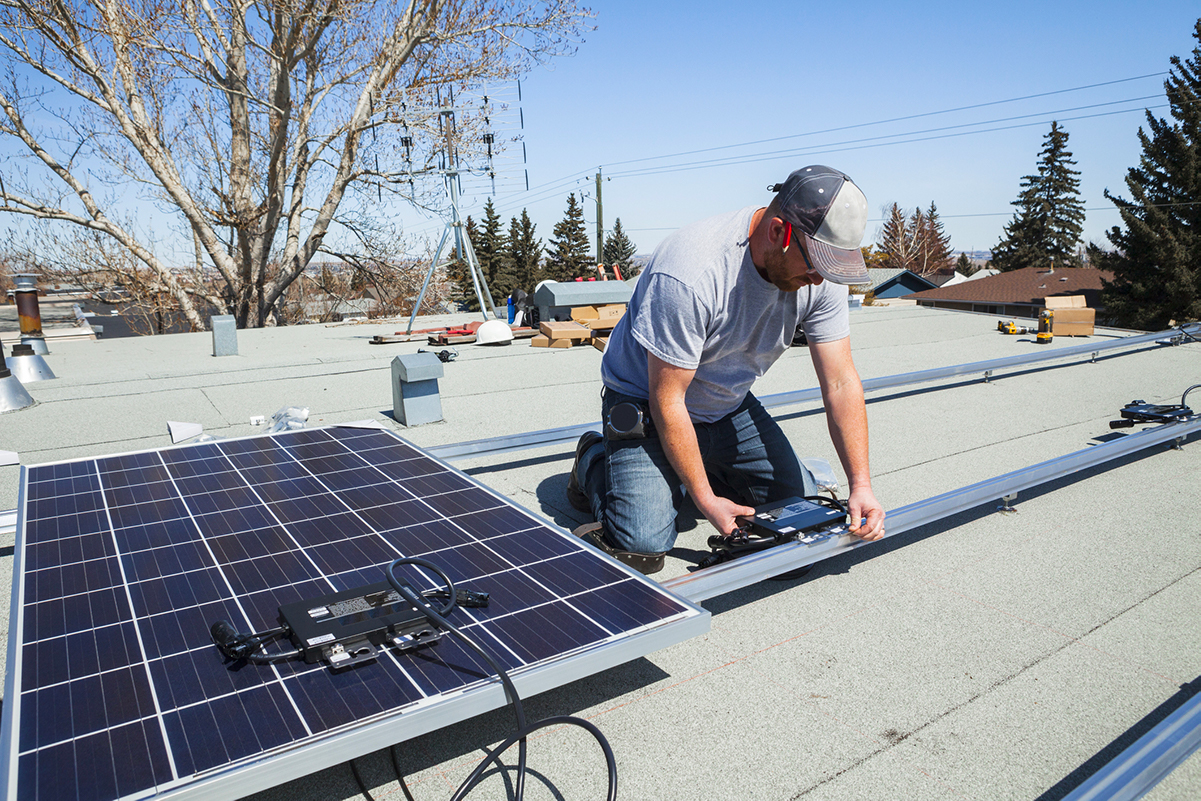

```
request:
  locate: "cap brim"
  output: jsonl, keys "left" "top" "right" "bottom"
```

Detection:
{"left": 805, "top": 235, "right": 869, "bottom": 285}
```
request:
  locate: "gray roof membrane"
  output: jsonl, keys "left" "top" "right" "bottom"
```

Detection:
{"left": 0, "top": 304, "right": 1197, "bottom": 801}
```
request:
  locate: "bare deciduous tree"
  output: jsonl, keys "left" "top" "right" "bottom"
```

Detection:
{"left": 0, "top": 0, "right": 588, "bottom": 329}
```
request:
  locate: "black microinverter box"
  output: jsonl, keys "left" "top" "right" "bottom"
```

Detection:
{"left": 736, "top": 496, "right": 846, "bottom": 538}
{"left": 278, "top": 581, "right": 441, "bottom": 670}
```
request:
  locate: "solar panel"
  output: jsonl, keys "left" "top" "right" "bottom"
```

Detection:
{"left": 1, "top": 425, "right": 707, "bottom": 801}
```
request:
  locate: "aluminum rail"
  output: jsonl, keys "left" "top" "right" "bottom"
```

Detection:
{"left": 427, "top": 324, "right": 1200, "bottom": 462}
{"left": 661, "top": 415, "right": 1201, "bottom": 603}
{"left": 762, "top": 323, "right": 1199, "bottom": 411}
{"left": 1060, "top": 688, "right": 1201, "bottom": 801}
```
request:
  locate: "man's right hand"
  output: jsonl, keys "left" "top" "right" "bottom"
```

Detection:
{"left": 695, "top": 494, "right": 757, "bottom": 537}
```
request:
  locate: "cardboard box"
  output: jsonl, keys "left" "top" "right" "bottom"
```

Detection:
{"left": 1045, "top": 295, "right": 1095, "bottom": 336}
{"left": 570, "top": 305, "right": 600, "bottom": 322}
{"left": 585, "top": 317, "right": 619, "bottom": 331}
{"left": 1045, "top": 295, "right": 1087, "bottom": 310}
{"left": 592, "top": 335, "right": 608, "bottom": 352}
{"left": 530, "top": 334, "right": 573, "bottom": 349}
{"left": 581, "top": 304, "right": 625, "bottom": 330}
{"left": 539, "top": 321, "right": 592, "bottom": 341}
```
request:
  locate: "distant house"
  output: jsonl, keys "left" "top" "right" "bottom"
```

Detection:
{"left": 904, "top": 267, "right": 1111, "bottom": 318}
{"left": 864, "top": 268, "right": 939, "bottom": 299}
{"left": 301, "top": 295, "right": 377, "bottom": 322}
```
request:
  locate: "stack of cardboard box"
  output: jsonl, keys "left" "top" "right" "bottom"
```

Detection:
{"left": 531, "top": 304, "right": 626, "bottom": 350}
{"left": 1045, "top": 295, "right": 1095, "bottom": 336}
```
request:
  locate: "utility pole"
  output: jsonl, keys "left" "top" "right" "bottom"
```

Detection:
{"left": 595, "top": 169, "right": 604, "bottom": 270}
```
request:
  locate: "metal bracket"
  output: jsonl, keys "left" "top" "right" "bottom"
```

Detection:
{"left": 997, "top": 493, "right": 1018, "bottom": 514}
{"left": 984, "top": 370, "right": 993, "bottom": 383}
{"left": 1090, "top": 351, "right": 1098, "bottom": 363}
{"left": 1170, "top": 437, "right": 1185, "bottom": 451}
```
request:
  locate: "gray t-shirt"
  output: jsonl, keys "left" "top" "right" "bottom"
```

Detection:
{"left": 600, "top": 206, "right": 850, "bottom": 423}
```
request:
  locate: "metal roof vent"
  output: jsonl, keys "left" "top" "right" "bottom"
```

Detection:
{"left": 6, "top": 342, "right": 56, "bottom": 382}
{"left": 12, "top": 274, "right": 49, "bottom": 355}
{"left": 0, "top": 347, "right": 36, "bottom": 413}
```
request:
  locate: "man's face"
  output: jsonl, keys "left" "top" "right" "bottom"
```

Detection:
{"left": 760, "top": 222, "right": 825, "bottom": 292}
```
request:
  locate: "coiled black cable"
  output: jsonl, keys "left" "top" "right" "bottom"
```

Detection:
{"left": 385, "top": 557, "right": 618, "bottom": 801}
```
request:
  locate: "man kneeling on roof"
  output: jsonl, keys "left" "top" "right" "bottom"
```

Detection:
{"left": 567, "top": 165, "right": 886, "bottom": 575}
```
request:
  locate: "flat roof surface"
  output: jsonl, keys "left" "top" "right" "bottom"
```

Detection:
{"left": 2, "top": 304, "right": 1198, "bottom": 800}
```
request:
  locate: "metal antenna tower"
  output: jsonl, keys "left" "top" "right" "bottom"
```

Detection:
{"left": 406, "top": 86, "right": 501, "bottom": 334}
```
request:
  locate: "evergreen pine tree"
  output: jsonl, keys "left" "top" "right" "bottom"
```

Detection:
{"left": 505, "top": 210, "right": 544, "bottom": 292}
{"left": 992, "top": 121, "right": 1085, "bottom": 271}
{"left": 446, "top": 215, "right": 480, "bottom": 310}
{"left": 1101, "top": 20, "right": 1201, "bottom": 330}
{"left": 914, "top": 202, "right": 953, "bottom": 276}
{"left": 475, "top": 198, "right": 514, "bottom": 303}
{"left": 955, "top": 252, "right": 976, "bottom": 276}
{"left": 603, "top": 217, "right": 637, "bottom": 272}
{"left": 877, "top": 202, "right": 915, "bottom": 271}
{"left": 546, "top": 193, "right": 592, "bottom": 281}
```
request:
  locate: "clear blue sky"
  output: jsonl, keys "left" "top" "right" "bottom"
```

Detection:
{"left": 398, "top": 0, "right": 1201, "bottom": 261}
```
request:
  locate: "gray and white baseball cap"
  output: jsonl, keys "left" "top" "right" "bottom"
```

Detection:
{"left": 771, "top": 165, "right": 870, "bottom": 285}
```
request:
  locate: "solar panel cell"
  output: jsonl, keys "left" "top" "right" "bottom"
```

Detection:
{"left": 3, "top": 426, "right": 704, "bottom": 801}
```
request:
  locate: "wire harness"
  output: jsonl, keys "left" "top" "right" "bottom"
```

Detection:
{"left": 698, "top": 494, "right": 849, "bottom": 569}
{"left": 384, "top": 558, "right": 618, "bottom": 801}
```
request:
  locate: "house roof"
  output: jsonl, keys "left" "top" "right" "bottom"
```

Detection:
{"left": 864, "top": 268, "right": 939, "bottom": 293}
{"left": 1, "top": 306, "right": 1198, "bottom": 801}
{"left": 904, "top": 266, "right": 1111, "bottom": 306}
{"left": 865, "top": 267, "right": 906, "bottom": 288}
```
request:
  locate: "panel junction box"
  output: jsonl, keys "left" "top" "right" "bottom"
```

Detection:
{"left": 278, "top": 581, "right": 443, "bottom": 669}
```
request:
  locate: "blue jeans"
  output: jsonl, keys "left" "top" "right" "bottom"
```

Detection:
{"left": 577, "top": 389, "right": 816, "bottom": 554}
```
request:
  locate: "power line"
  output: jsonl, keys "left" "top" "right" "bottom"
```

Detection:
{"left": 607, "top": 97, "right": 1164, "bottom": 180}
{"left": 600, "top": 72, "right": 1168, "bottom": 169}
{"left": 607, "top": 104, "right": 1168, "bottom": 181}
{"left": 402, "top": 71, "right": 1173, "bottom": 241}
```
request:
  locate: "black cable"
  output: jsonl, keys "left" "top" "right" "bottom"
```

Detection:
{"left": 385, "top": 558, "right": 618, "bottom": 801}
{"left": 390, "top": 746, "right": 418, "bottom": 801}
{"left": 1178, "top": 326, "right": 1201, "bottom": 345}
{"left": 350, "top": 759, "right": 378, "bottom": 801}
{"left": 801, "top": 494, "right": 849, "bottom": 514}
{"left": 1181, "top": 384, "right": 1200, "bottom": 409}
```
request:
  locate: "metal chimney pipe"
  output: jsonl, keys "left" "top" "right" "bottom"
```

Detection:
{"left": 12, "top": 273, "right": 49, "bottom": 355}
{"left": 0, "top": 345, "right": 37, "bottom": 413}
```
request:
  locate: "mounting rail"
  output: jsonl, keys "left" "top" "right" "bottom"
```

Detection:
{"left": 428, "top": 324, "right": 1199, "bottom": 463}
{"left": 661, "top": 415, "right": 1201, "bottom": 603}
{"left": 1059, "top": 688, "right": 1201, "bottom": 801}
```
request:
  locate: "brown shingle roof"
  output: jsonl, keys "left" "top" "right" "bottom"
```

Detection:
{"left": 903, "top": 266, "right": 1111, "bottom": 307}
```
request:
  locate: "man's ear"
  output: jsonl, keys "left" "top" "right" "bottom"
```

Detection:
{"left": 778, "top": 219, "right": 791, "bottom": 253}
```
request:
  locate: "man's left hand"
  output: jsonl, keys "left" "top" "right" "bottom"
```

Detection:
{"left": 846, "top": 487, "right": 885, "bottom": 541}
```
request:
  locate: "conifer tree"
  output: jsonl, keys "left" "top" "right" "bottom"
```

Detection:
{"left": 992, "top": 121, "right": 1085, "bottom": 271}
{"left": 1101, "top": 20, "right": 1201, "bottom": 330}
{"left": 505, "top": 210, "right": 544, "bottom": 292}
{"left": 446, "top": 215, "right": 480, "bottom": 310}
{"left": 474, "top": 198, "right": 509, "bottom": 302}
{"left": 546, "top": 193, "right": 592, "bottom": 281}
{"left": 602, "top": 218, "right": 637, "bottom": 272}
{"left": 955, "top": 252, "right": 976, "bottom": 276}
{"left": 877, "top": 202, "right": 915, "bottom": 271}
{"left": 913, "top": 202, "right": 953, "bottom": 276}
